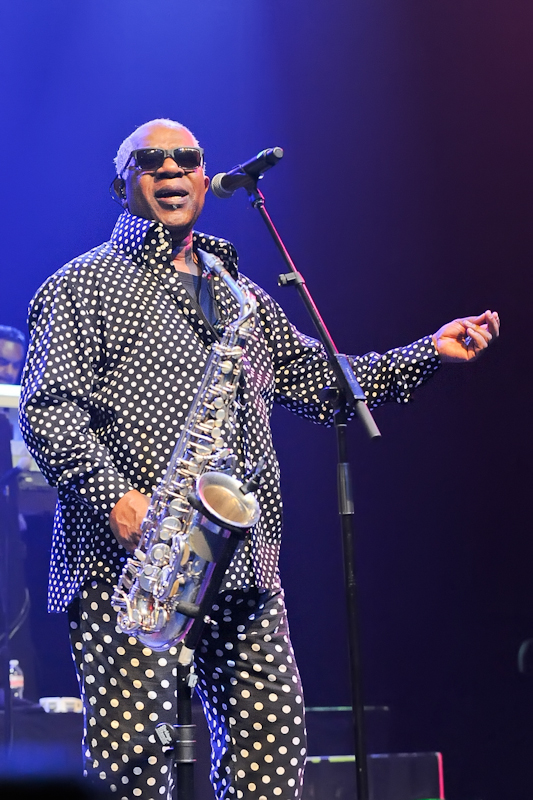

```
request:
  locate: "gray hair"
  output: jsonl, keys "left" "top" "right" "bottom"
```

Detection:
{"left": 114, "top": 118, "right": 200, "bottom": 177}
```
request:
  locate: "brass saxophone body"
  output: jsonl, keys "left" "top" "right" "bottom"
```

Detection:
{"left": 112, "top": 253, "right": 260, "bottom": 651}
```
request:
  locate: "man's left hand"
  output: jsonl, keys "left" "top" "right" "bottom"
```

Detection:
{"left": 432, "top": 310, "right": 500, "bottom": 363}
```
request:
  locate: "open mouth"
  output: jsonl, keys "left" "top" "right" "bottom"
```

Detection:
{"left": 155, "top": 187, "right": 188, "bottom": 209}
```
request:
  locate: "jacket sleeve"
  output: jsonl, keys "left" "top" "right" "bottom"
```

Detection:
{"left": 254, "top": 285, "right": 440, "bottom": 424}
{"left": 18, "top": 269, "right": 133, "bottom": 519}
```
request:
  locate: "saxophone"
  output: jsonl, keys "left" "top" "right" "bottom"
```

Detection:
{"left": 112, "top": 253, "right": 261, "bottom": 652}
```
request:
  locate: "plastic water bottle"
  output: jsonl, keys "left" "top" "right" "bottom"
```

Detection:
{"left": 9, "top": 659, "right": 24, "bottom": 699}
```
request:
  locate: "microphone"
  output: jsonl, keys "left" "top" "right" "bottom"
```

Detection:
{"left": 211, "top": 147, "right": 284, "bottom": 198}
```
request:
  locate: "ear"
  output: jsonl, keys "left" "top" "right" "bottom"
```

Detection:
{"left": 112, "top": 176, "right": 128, "bottom": 206}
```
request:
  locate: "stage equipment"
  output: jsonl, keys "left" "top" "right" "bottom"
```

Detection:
{"left": 211, "top": 148, "right": 381, "bottom": 800}
{"left": 0, "top": 384, "right": 57, "bottom": 516}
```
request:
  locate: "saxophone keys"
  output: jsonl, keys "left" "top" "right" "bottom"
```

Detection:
{"left": 160, "top": 516, "right": 182, "bottom": 540}
{"left": 161, "top": 515, "right": 181, "bottom": 527}
{"left": 180, "top": 542, "right": 190, "bottom": 566}
{"left": 149, "top": 543, "right": 171, "bottom": 566}
{"left": 169, "top": 498, "right": 186, "bottom": 515}
{"left": 131, "top": 608, "right": 144, "bottom": 626}
{"left": 139, "top": 564, "right": 160, "bottom": 592}
{"left": 169, "top": 576, "right": 186, "bottom": 597}
{"left": 156, "top": 564, "right": 179, "bottom": 599}
{"left": 194, "top": 444, "right": 213, "bottom": 457}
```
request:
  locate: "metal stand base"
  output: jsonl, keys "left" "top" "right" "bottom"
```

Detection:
{"left": 153, "top": 527, "right": 246, "bottom": 800}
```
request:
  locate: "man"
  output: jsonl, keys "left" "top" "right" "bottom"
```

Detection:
{"left": 19, "top": 118, "right": 499, "bottom": 800}
{"left": 0, "top": 324, "right": 30, "bottom": 471}
{"left": 0, "top": 325, "right": 25, "bottom": 385}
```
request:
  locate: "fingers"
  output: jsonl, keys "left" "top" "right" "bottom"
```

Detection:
{"left": 434, "top": 310, "right": 500, "bottom": 363}
{"left": 463, "top": 313, "right": 487, "bottom": 325}
{"left": 464, "top": 310, "right": 500, "bottom": 333}
{"left": 486, "top": 310, "right": 500, "bottom": 337}
{"left": 109, "top": 489, "right": 150, "bottom": 552}
{"left": 464, "top": 324, "right": 491, "bottom": 351}
{"left": 462, "top": 310, "right": 499, "bottom": 352}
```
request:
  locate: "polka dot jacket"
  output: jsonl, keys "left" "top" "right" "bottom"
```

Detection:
{"left": 19, "top": 212, "right": 440, "bottom": 613}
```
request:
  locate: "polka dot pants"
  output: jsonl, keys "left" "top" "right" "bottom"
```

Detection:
{"left": 68, "top": 581, "right": 307, "bottom": 799}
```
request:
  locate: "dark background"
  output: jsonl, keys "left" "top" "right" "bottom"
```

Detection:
{"left": 1, "top": 2, "right": 532, "bottom": 798}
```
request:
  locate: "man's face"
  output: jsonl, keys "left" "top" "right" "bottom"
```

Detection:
{"left": 123, "top": 123, "right": 209, "bottom": 240}
{"left": 0, "top": 339, "right": 24, "bottom": 384}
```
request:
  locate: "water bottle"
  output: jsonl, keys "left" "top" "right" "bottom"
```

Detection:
{"left": 9, "top": 659, "right": 24, "bottom": 699}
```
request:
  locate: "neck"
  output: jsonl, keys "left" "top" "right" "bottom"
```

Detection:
{"left": 171, "top": 234, "right": 199, "bottom": 275}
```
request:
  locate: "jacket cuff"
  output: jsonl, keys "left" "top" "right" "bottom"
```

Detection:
{"left": 64, "top": 466, "right": 134, "bottom": 519}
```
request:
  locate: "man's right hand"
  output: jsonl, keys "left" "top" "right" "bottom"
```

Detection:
{"left": 109, "top": 489, "right": 150, "bottom": 553}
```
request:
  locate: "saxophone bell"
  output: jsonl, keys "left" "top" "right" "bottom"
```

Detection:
{"left": 188, "top": 471, "right": 261, "bottom": 534}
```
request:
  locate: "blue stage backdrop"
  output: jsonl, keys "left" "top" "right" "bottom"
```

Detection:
{"left": 2, "top": 2, "right": 533, "bottom": 799}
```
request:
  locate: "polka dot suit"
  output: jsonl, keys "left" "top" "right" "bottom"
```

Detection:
{"left": 19, "top": 212, "right": 440, "bottom": 798}
{"left": 69, "top": 582, "right": 306, "bottom": 799}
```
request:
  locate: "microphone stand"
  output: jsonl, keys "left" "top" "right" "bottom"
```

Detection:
{"left": 154, "top": 457, "right": 265, "bottom": 800}
{"left": 155, "top": 526, "right": 249, "bottom": 800}
{"left": 245, "top": 178, "right": 381, "bottom": 800}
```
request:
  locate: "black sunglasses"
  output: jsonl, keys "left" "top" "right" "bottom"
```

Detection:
{"left": 122, "top": 147, "right": 205, "bottom": 175}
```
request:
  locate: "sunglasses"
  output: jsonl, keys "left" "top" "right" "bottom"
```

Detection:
{"left": 123, "top": 147, "right": 205, "bottom": 175}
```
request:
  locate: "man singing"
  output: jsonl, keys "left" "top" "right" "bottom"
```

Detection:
{"left": 19, "top": 118, "right": 499, "bottom": 800}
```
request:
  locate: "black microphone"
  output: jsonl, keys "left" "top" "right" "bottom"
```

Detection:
{"left": 210, "top": 147, "right": 284, "bottom": 198}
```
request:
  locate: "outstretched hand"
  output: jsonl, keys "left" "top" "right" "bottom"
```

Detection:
{"left": 432, "top": 310, "right": 500, "bottom": 363}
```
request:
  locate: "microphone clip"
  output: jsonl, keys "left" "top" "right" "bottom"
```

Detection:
{"left": 278, "top": 271, "right": 305, "bottom": 288}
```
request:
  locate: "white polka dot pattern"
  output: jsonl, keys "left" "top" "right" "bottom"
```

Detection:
{"left": 69, "top": 581, "right": 306, "bottom": 800}
{"left": 19, "top": 211, "right": 440, "bottom": 613}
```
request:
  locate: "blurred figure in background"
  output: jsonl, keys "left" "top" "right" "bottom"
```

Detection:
{"left": 0, "top": 326, "right": 25, "bottom": 385}
{"left": 0, "top": 326, "right": 34, "bottom": 701}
